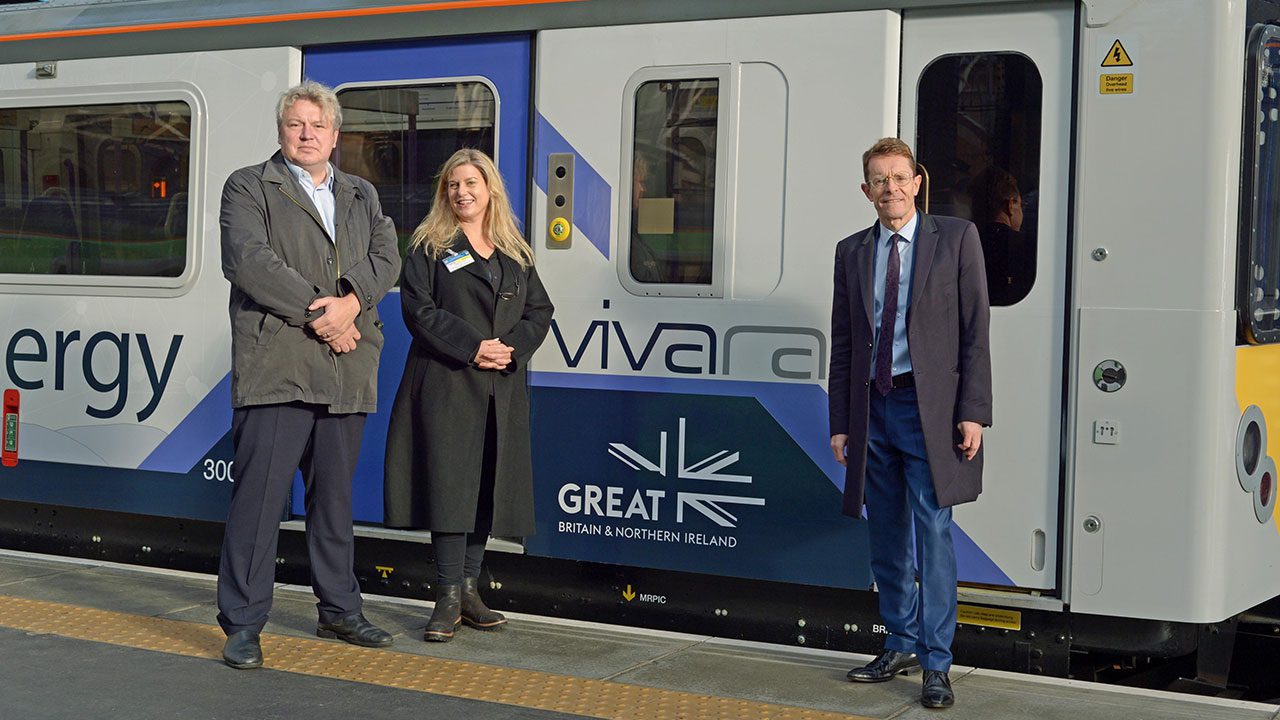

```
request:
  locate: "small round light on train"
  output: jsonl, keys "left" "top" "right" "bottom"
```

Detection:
{"left": 549, "top": 216, "right": 571, "bottom": 242}
{"left": 1243, "top": 420, "right": 1262, "bottom": 475}
{"left": 1254, "top": 456, "right": 1277, "bottom": 523}
{"left": 1237, "top": 405, "right": 1269, "bottom": 494}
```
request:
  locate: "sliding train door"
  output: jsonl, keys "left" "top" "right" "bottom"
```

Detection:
{"left": 900, "top": 3, "right": 1075, "bottom": 592}
{"left": 527, "top": 13, "right": 899, "bottom": 589}
{"left": 303, "top": 36, "right": 532, "bottom": 524}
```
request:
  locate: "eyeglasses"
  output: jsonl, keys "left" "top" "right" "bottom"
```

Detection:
{"left": 498, "top": 281, "right": 521, "bottom": 301}
{"left": 867, "top": 173, "right": 916, "bottom": 190}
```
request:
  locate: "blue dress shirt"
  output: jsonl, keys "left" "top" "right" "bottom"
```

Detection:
{"left": 284, "top": 159, "right": 337, "bottom": 243}
{"left": 870, "top": 212, "right": 919, "bottom": 379}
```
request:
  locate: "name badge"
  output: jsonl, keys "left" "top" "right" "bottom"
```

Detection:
{"left": 443, "top": 250, "right": 475, "bottom": 273}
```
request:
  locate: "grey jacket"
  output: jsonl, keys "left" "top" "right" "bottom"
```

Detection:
{"left": 220, "top": 151, "right": 401, "bottom": 413}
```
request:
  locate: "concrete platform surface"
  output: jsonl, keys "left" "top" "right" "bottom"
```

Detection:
{"left": 0, "top": 550, "right": 1275, "bottom": 720}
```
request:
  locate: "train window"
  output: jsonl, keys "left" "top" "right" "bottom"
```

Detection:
{"left": 916, "top": 53, "right": 1043, "bottom": 306}
{"left": 0, "top": 101, "right": 191, "bottom": 277}
{"left": 1242, "top": 25, "right": 1280, "bottom": 343}
{"left": 335, "top": 81, "right": 496, "bottom": 259}
{"left": 623, "top": 75, "right": 724, "bottom": 296}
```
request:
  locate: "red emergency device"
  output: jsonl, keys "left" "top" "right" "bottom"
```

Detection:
{"left": 2, "top": 389, "right": 18, "bottom": 467}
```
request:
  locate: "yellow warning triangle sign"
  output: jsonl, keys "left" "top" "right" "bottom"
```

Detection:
{"left": 1101, "top": 40, "right": 1133, "bottom": 67}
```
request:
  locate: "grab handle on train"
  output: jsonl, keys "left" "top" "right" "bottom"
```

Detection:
{"left": 917, "top": 162, "right": 930, "bottom": 213}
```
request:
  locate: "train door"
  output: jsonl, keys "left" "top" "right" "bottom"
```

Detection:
{"left": 899, "top": 3, "right": 1075, "bottom": 591}
{"left": 526, "top": 14, "right": 900, "bottom": 589}
{"left": 301, "top": 36, "right": 531, "bottom": 524}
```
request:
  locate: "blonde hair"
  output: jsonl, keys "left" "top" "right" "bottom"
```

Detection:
{"left": 409, "top": 149, "right": 534, "bottom": 269}
{"left": 277, "top": 80, "right": 343, "bottom": 130}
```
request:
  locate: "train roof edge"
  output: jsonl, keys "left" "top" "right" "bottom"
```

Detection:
{"left": 0, "top": 0, "right": 1037, "bottom": 64}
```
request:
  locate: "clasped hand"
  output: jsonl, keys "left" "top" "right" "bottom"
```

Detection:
{"left": 474, "top": 338, "right": 514, "bottom": 370}
{"left": 308, "top": 295, "right": 361, "bottom": 354}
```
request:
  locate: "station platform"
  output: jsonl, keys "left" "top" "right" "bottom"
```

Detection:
{"left": 0, "top": 548, "right": 1275, "bottom": 720}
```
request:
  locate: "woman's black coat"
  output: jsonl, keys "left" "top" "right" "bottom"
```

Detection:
{"left": 383, "top": 233, "right": 554, "bottom": 535}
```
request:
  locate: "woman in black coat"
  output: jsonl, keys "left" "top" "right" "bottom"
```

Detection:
{"left": 384, "top": 149, "right": 554, "bottom": 641}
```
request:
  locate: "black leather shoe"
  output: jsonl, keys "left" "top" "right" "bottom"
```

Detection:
{"left": 222, "top": 630, "right": 263, "bottom": 669}
{"left": 921, "top": 670, "right": 954, "bottom": 708}
{"left": 425, "top": 584, "right": 462, "bottom": 642}
{"left": 461, "top": 577, "right": 507, "bottom": 630}
{"left": 316, "top": 612, "right": 393, "bottom": 648}
{"left": 847, "top": 649, "right": 920, "bottom": 682}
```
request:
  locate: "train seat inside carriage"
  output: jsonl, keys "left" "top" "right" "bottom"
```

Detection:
{"left": 7, "top": 187, "right": 186, "bottom": 276}
{"left": 14, "top": 187, "right": 80, "bottom": 273}
{"left": 17, "top": 186, "right": 78, "bottom": 243}
{"left": 164, "top": 191, "right": 187, "bottom": 238}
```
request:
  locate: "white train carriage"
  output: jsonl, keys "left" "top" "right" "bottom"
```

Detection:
{"left": 0, "top": 0, "right": 1277, "bottom": 688}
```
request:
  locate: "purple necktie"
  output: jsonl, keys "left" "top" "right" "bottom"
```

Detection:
{"left": 874, "top": 234, "right": 902, "bottom": 396}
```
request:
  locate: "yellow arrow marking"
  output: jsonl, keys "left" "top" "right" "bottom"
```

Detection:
{"left": 375, "top": 565, "right": 394, "bottom": 579}
{"left": 622, "top": 584, "right": 636, "bottom": 602}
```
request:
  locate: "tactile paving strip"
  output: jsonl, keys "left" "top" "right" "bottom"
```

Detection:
{"left": 0, "top": 595, "right": 871, "bottom": 720}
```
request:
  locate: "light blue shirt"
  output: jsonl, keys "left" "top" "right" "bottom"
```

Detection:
{"left": 284, "top": 159, "right": 336, "bottom": 243}
{"left": 870, "top": 212, "right": 918, "bottom": 379}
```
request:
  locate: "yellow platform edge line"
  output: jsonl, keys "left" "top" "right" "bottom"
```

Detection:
{"left": 0, "top": 594, "right": 873, "bottom": 720}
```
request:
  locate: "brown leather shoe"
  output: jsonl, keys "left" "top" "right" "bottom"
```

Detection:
{"left": 847, "top": 650, "right": 920, "bottom": 682}
{"left": 461, "top": 577, "right": 507, "bottom": 630}
{"left": 424, "top": 584, "right": 462, "bottom": 642}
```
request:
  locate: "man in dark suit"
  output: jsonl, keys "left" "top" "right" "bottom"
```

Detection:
{"left": 217, "top": 81, "right": 402, "bottom": 668}
{"left": 829, "top": 137, "right": 991, "bottom": 708}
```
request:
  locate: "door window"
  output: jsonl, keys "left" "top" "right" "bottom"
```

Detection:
{"left": 1242, "top": 25, "right": 1280, "bottom": 343}
{"left": 625, "top": 77, "right": 722, "bottom": 294}
{"left": 916, "top": 53, "right": 1043, "bottom": 306}
{"left": 335, "top": 81, "right": 497, "bottom": 259}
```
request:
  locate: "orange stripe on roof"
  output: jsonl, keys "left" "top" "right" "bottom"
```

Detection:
{"left": 0, "top": 0, "right": 586, "bottom": 43}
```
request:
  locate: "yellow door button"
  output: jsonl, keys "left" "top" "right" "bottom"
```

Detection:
{"left": 549, "top": 217, "right": 571, "bottom": 242}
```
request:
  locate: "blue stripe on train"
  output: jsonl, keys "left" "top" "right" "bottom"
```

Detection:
{"left": 531, "top": 370, "right": 843, "bottom": 486}
{"left": 139, "top": 374, "right": 231, "bottom": 473}
{"left": 533, "top": 113, "right": 613, "bottom": 260}
{"left": 529, "top": 370, "right": 1013, "bottom": 587}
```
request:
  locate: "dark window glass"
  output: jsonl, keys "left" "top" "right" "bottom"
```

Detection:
{"left": 0, "top": 102, "right": 191, "bottom": 277}
{"left": 1243, "top": 25, "right": 1280, "bottom": 343}
{"left": 335, "top": 82, "right": 496, "bottom": 260}
{"left": 917, "top": 54, "right": 1042, "bottom": 306}
{"left": 629, "top": 78, "right": 718, "bottom": 286}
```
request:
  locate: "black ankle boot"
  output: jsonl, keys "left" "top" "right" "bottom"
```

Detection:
{"left": 424, "top": 583, "right": 461, "bottom": 642}
{"left": 461, "top": 577, "right": 507, "bottom": 630}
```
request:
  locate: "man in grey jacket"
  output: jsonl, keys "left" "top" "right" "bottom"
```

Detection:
{"left": 217, "top": 81, "right": 402, "bottom": 669}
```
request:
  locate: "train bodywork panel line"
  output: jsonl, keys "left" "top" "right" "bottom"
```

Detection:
{"left": 0, "top": 0, "right": 587, "bottom": 44}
